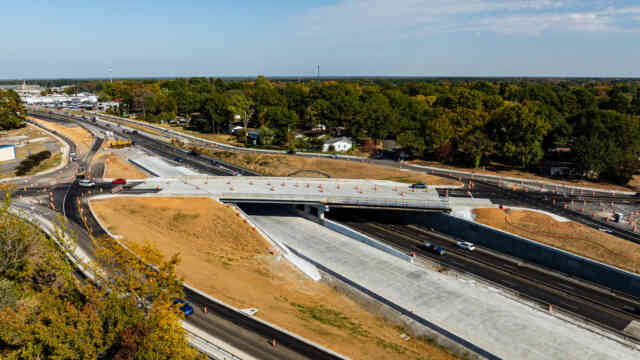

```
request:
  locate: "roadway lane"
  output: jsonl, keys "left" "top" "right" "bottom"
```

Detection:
{"left": 326, "top": 208, "right": 640, "bottom": 339}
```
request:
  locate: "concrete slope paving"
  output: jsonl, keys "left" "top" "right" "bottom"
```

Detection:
{"left": 242, "top": 204, "right": 640, "bottom": 360}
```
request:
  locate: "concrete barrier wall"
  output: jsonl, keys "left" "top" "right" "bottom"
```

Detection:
{"left": 322, "top": 218, "right": 414, "bottom": 263}
{"left": 421, "top": 213, "right": 640, "bottom": 298}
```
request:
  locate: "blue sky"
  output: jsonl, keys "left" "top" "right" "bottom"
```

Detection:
{"left": 1, "top": 0, "right": 639, "bottom": 79}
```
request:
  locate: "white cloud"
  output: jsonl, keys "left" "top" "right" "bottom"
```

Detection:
{"left": 293, "top": 0, "right": 640, "bottom": 44}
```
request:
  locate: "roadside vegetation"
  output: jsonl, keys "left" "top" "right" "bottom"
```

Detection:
{"left": 91, "top": 197, "right": 461, "bottom": 360}
{"left": 0, "top": 195, "right": 202, "bottom": 360}
{"left": 473, "top": 208, "right": 640, "bottom": 274}
{"left": 56, "top": 77, "right": 640, "bottom": 187}
{"left": 0, "top": 89, "right": 24, "bottom": 130}
{"left": 15, "top": 150, "right": 52, "bottom": 175}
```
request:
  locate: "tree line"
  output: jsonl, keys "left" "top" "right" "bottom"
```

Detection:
{"left": 63, "top": 78, "right": 640, "bottom": 184}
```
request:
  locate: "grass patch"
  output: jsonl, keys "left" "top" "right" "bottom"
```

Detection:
{"left": 376, "top": 338, "right": 408, "bottom": 355}
{"left": 291, "top": 302, "right": 370, "bottom": 337}
{"left": 171, "top": 211, "right": 199, "bottom": 224}
{"left": 22, "top": 151, "right": 61, "bottom": 176}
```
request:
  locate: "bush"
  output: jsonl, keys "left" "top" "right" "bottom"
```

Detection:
{"left": 15, "top": 150, "right": 51, "bottom": 176}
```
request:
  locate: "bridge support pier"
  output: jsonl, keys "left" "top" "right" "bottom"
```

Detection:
{"left": 303, "top": 204, "right": 325, "bottom": 219}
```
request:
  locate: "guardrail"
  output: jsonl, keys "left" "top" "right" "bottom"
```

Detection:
{"left": 220, "top": 192, "right": 450, "bottom": 209}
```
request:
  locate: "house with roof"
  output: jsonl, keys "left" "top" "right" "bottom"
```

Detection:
{"left": 322, "top": 137, "right": 353, "bottom": 153}
{"left": 0, "top": 145, "right": 16, "bottom": 162}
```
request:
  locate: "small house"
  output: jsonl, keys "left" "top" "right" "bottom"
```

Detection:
{"left": 322, "top": 137, "right": 353, "bottom": 153}
{"left": 0, "top": 145, "right": 16, "bottom": 162}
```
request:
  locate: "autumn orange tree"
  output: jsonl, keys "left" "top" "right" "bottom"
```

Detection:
{"left": 0, "top": 196, "right": 203, "bottom": 360}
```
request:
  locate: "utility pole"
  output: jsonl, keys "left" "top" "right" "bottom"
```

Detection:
{"left": 316, "top": 65, "right": 320, "bottom": 81}
{"left": 109, "top": 67, "right": 113, "bottom": 83}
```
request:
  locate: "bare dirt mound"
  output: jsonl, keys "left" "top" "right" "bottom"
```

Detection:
{"left": 473, "top": 208, "right": 640, "bottom": 274}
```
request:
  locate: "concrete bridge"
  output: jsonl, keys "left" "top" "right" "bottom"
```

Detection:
{"left": 130, "top": 176, "right": 451, "bottom": 213}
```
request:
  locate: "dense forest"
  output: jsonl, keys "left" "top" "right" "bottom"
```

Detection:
{"left": 19, "top": 77, "right": 640, "bottom": 184}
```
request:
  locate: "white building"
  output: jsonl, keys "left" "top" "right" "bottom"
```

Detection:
{"left": 322, "top": 137, "right": 353, "bottom": 153}
{"left": 97, "top": 101, "right": 119, "bottom": 112}
{"left": 0, "top": 145, "right": 16, "bottom": 162}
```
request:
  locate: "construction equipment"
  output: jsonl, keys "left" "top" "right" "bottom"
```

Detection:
{"left": 110, "top": 139, "right": 132, "bottom": 149}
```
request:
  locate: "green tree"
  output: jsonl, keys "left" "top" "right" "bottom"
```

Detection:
{"left": 202, "top": 91, "right": 230, "bottom": 133}
{"left": 226, "top": 90, "right": 255, "bottom": 142}
{"left": 262, "top": 106, "right": 299, "bottom": 145}
{"left": 0, "top": 90, "right": 25, "bottom": 130}
{"left": 488, "top": 103, "right": 551, "bottom": 168}
{"left": 571, "top": 110, "right": 640, "bottom": 184}
{"left": 360, "top": 93, "right": 395, "bottom": 143}
{"left": 631, "top": 88, "right": 640, "bottom": 116}
{"left": 458, "top": 129, "right": 495, "bottom": 168}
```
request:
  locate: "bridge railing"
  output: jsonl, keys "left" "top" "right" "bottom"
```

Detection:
{"left": 220, "top": 192, "right": 450, "bottom": 209}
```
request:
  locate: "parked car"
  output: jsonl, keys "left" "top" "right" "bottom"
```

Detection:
{"left": 173, "top": 299, "right": 194, "bottom": 317}
{"left": 112, "top": 178, "right": 126, "bottom": 185}
{"left": 409, "top": 182, "right": 427, "bottom": 189}
{"left": 423, "top": 241, "right": 446, "bottom": 255}
{"left": 286, "top": 149, "right": 296, "bottom": 155}
{"left": 174, "top": 157, "right": 184, "bottom": 163}
{"left": 456, "top": 241, "right": 476, "bottom": 251}
{"left": 188, "top": 149, "right": 200, "bottom": 156}
{"left": 78, "top": 179, "right": 96, "bottom": 188}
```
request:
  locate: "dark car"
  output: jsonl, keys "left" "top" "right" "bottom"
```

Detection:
{"left": 410, "top": 182, "right": 427, "bottom": 189}
{"left": 287, "top": 149, "right": 296, "bottom": 155}
{"left": 173, "top": 299, "right": 194, "bottom": 317}
{"left": 174, "top": 157, "right": 184, "bottom": 163}
{"left": 112, "top": 178, "right": 126, "bottom": 184}
{"left": 423, "top": 242, "right": 446, "bottom": 255}
{"left": 188, "top": 149, "right": 200, "bottom": 156}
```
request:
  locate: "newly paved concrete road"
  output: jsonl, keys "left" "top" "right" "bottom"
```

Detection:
{"left": 242, "top": 204, "right": 640, "bottom": 360}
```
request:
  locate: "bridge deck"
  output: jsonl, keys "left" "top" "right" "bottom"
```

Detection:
{"left": 131, "top": 177, "right": 450, "bottom": 210}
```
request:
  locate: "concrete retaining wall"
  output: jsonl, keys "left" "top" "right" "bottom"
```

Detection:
{"left": 421, "top": 213, "right": 640, "bottom": 298}
{"left": 322, "top": 218, "right": 414, "bottom": 263}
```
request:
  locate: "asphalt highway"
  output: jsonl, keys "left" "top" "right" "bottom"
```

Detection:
{"left": 326, "top": 207, "right": 640, "bottom": 341}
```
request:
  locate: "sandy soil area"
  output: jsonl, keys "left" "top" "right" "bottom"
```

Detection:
{"left": 91, "top": 197, "right": 457, "bottom": 360}
{"left": 473, "top": 208, "right": 640, "bottom": 274}
{"left": 103, "top": 154, "right": 149, "bottom": 179}
{"left": 208, "top": 150, "right": 458, "bottom": 186}
{"left": 28, "top": 116, "right": 94, "bottom": 155}
{"left": 411, "top": 160, "right": 637, "bottom": 192}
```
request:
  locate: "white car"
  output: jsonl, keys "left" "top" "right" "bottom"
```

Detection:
{"left": 456, "top": 241, "right": 476, "bottom": 251}
{"left": 78, "top": 179, "right": 96, "bottom": 188}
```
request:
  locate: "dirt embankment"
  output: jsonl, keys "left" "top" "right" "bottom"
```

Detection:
{"left": 208, "top": 150, "right": 458, "bottom": 186}
{"left": 91, "top": 197, "right": 457, "bottom": 360}
{"left": 96, "top": 153, "right": 149, "bottom": 179}
{"left": 411, "top": 160, "right": 637, "bottom": 192}
{"left": 28, "top": 116, "right": 94, "bottom": 155}
{"left": 473, "top": 208, "right": 640, "bottom": 274}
